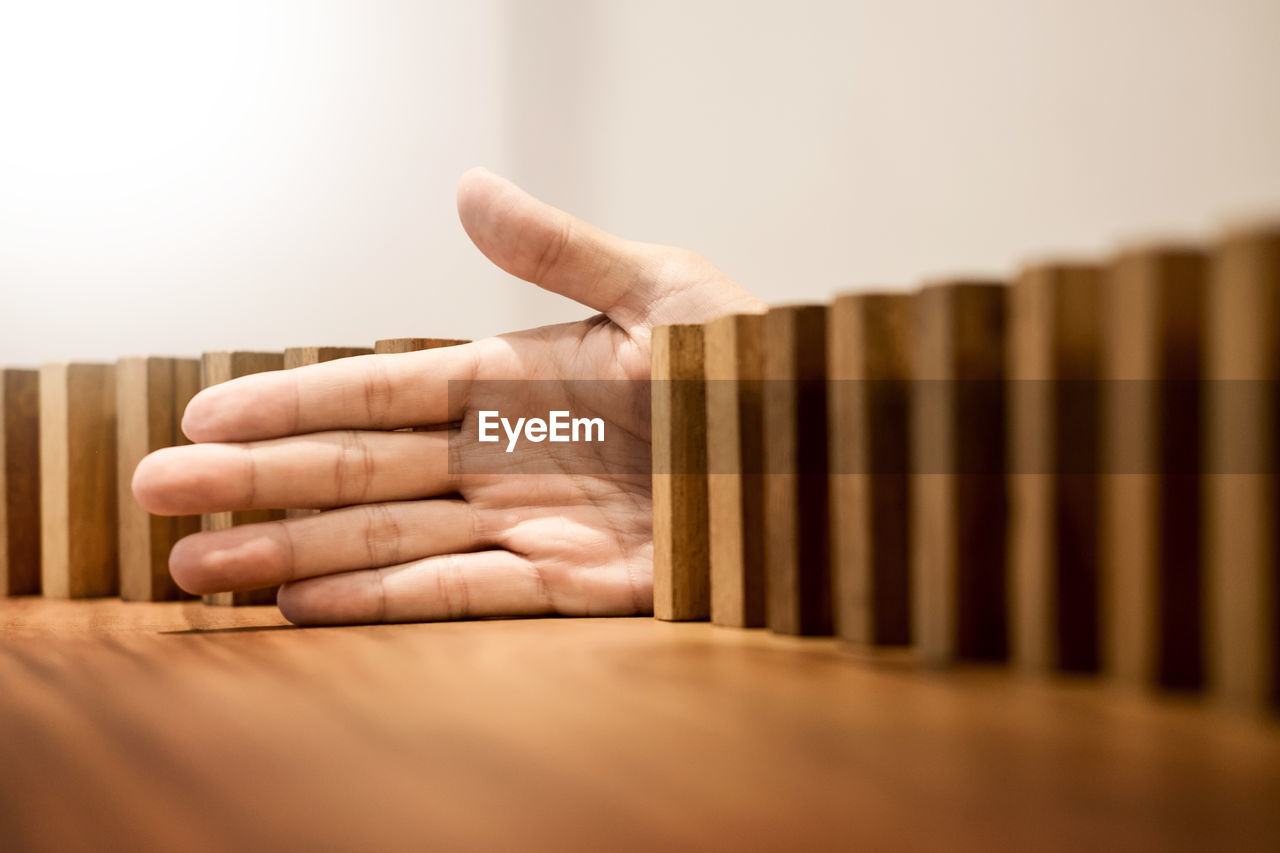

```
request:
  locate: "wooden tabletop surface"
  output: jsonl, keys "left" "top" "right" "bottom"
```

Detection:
{"left": 1, "top": 598, "right": 1277, "bottom": 852}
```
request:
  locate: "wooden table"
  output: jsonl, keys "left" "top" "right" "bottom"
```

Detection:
{"left": 1, "top": 599, "right": 1277, "bottom": 852}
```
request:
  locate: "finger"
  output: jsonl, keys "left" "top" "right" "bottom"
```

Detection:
{"left": 168, "top": 499, "right": 484, "bottom": 594}
{"left": 132, "top": 430, "right": 457, "bottom": 516}
{"left": 456, "top": 167, "right": 661, "bottom": 321}
{"left": 276, "top": 551, "right": 554, "bottom": 625}
{"left": 182, "top": 344, "right": 482, "bottom": 443}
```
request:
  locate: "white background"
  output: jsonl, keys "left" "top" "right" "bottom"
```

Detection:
{"left": 2, "top": 0, "right": 1278, "bottom": 364}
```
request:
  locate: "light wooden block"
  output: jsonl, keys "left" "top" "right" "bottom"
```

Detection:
{"left": 828, "top": 293, "right": 913, "bottom": 646}
{"left": 705, "top": 313, "right": 766, "bottom": 628}
{"left": 912, "top": 283, "right": 1008, "bottom": 664}
{"left": 1206, "top": 221, "right": 1280, "bottom": 711}
{"left": 374, "top": 338, "right": 469, "bottom": 354}
{"left": 763, "top": 305, "right": 831, "bottom": 636}
{"left": 283, "top": 346, "right": 374, "bottom": 519}
{"left": 1, "top": 369, "right": 40, "bottom": 595}
{"left": 40, "top": 363, "right": 118, "bottom": 599}
{"left": 201, "top": 351, "right": 285, "bottom": 607}
{"left": 1102, "top": 247, "right": 1207, "bottom": 690}
{"left": 1009, "top": 264, "right": 1103, "bottom": 673}
{"left": 116, "top": 357, "right": 202, "bottom": 602}
{"left": 652, "top": 324, "right": 710, "bottom": 621}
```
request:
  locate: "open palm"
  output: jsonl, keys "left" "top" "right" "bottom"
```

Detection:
{"left": 132, "top": 168, "right": 764, "bottom": 624}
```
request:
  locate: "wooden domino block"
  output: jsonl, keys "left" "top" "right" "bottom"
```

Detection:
{"left": 1009, "top": 264, "right": 1103, "bottom": 673}
{"left": 374, "top": 338, "right": 469, "bottom": 354}
{"left": 704, "top": 313, "right": 766, "bottom": 628}
{"left": 828, "top": 293, "right": 913, "bottom": 646}
{"left": 912, "top": 283, "right": 1008, "bottom": 664}
{"left": 283, "top": 346, "right": 374, "bottom": 519}
{"left": 1206, "top": 221, "right": 1280, "bottom": 711}
{"left": 117, "top": 357, "right": 202, "bottom": 602}
{"left": 1102, "top": 247, "right": 1207, "bottom": 690}
{"left": 763, "top": 305, "right": 831, "bottom": 636}
{"left": 40, "top": 363, "right": 118, "bottom": 598}
{"left": 652, "top": 324, "right": 710, "bottom": 621}
{"left": 1, "top": 369, "right": 40, "bottom": 595}
{"left": 201, "top": 351, "right": 285, "bottom": 606}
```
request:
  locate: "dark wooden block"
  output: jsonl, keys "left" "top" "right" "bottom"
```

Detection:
{"left": 1, "top": 369, "right": 40, "bottom": 595}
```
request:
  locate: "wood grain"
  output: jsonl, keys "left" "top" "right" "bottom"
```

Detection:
{"left": 912, "top": 283, "right": 1008, "bottom": 664}
{"left": 117, "top": 357, "right": 201, "bottom": 602}
{"left": 39, "top": 363, "right": 118, "bottom": 599}
{"left": 1102, "top": 247, "right": 1207, "bottom": 690}
{"left": 763, "top": 305, "right": 831, "bottom": 636}
{"left": 373, "top": 338, "right": 470, "bottom": 354}
{"left": 704, "top": 313, "right": 766, "bottom": 628}
{"left": 282, "top": 346, "right": 374, "bottom": 519}
{"left": 1, "top": 369, "right": 40, "bottom": 595}
{"left": 1008, "top": 264, "right": 1103, "bottom": 673}
{"left": 1206, "top": 221, "right": 1280, "bottom": 712}
{"left": 652, "top": 324, "right": 710, "bottom": 621}
{"left": 828, "top": 293, "right": 913, "bottom": 646}
{"left": 1, "top": 599, "right": 1278, "bottom": 852}
{"left": 200, "top": 352, "right": 285, "bottom": 607}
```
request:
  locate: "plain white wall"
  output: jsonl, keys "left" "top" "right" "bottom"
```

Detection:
{"left": 3, "top": 0, "right": 1280, "bottom": 363}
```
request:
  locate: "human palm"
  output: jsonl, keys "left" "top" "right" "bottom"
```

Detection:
{"left": 133, "top": 168, "right": 765, "bottom": 624}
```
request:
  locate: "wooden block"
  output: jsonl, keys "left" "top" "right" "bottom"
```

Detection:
{"left": 828, "top": 293, "right": 913, "bottom": 646}
{"left": 1206, "top": 221, "right": 1280, "bottom": 711}
{"left": 116, "top": 357, "right": 201, "bottom": 602}
{"left": 1008, "top": 264, "right": 1103, "bottom": 673}
{"left": 652, "top": 324, "right": 710, "bottom": 621}
{"left": 1102, "top": 247, "right": 1208, "bottom": 690}
{"left": 912, "top": 283, "right": 1008, "bottom": 664}
{"left": 374, "top": 338, "right": 469, "bottom": 354}
{"left": 704, "top": 313, "right": 766, "bottom": 628}
{"left": 200, "top": 351, "right": 285, "bottom": 607}
{"left": 763, "top": 305, "right": 831, "bottom": 636}
{"left": 283, "top": 346, "right": 375, "bottom": 519}
{"left": 1, "top": 369, "right": 40, "bottom": 595}
{"left": 40, "top": 363, "right": 118, "bottom": 599}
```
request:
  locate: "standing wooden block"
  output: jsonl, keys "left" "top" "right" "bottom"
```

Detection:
{"left": 1008, "top": 264, "right": 1103, "bottom": 673}
{"left": 763, "top": 305, "right": 831, "bottom": 636}
{"left": 1206, "top": 222, "right": 1280, "bottom": 711}
{"left": 201, "top": 351, "right": 285, "bottom": 607}
{"left": 705, "top": 313, "right": 766, "bottom": 628}
{"left": 283, "top": 346, "right": 374, "bottom": 519}
{"left": 1103, "top": 248, "right": 1207, "bottom": 690}
{"left": 652, "top": 324, "right": 710, "bottom": 621}
{"left": 40, "top": 363, "right": 118, "bottom": 599}
{"left": 374, "top": 338, "right": 469, "bottom": 354}
{"left": 912, "top": 283, "right": 1008, "bottom": 664}
{"left": 1, "top": 369, "right": 40, "bottom": 595}
{"left": 828, "top": 293, "right": 913, "bottom": 646}
{"left": 116, "top": 357, "right": 202, "bottom": 602}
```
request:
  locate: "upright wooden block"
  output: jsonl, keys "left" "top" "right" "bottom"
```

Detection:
{"left": 652, "top": 324, "right": 710, "bottom": 621}
{"left": 283, "top": 346, "right": 375, "bottom": 520}
{"left": 912, "top": 283, "right": 1008, "bottom": 664}
{"left": 705, "top": 313, "right": 766, "bottom": 628}
{"left": 1008, "top": 264, "right": 1103, "bottom": 673}
{"left": 828, "top": 293, "right": 913, "bottom": 646}
{"left": 1, "top": 369, "right": 40, "bottom": 595}
{"left": 201, "top": 351, "right": 285, "bottom": 607}
{"left": 116, "top": 357, "right": 202, "bottom": 602}
{"left": 1206, "top": 222, "right": 1280, "bottom": 711}
{"left": 1103, "top": 248, "right": 1207, "bottom": 690}
{"left": 374, "top": 338, "right": 470, "bottom": 354}
{"left": 763, "top": 305, "right": 831, "bottom": 636}
{"left": 40, "top": 363, "right": 118, "bottom": 599}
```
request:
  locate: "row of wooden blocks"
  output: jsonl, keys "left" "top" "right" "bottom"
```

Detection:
{"left": 651, "top": 221, "right": 1280, "bottom": 713}
{"left": 0, "top": 338, "right": 466, "bottom": 606}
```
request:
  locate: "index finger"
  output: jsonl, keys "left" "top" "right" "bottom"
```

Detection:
{"left": 183, "top": 342, "right": 483, "bottom": 442}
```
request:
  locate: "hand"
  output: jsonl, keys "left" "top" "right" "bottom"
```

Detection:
{"left": 132, "top": 168, "right": 765, "bottom": 624}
